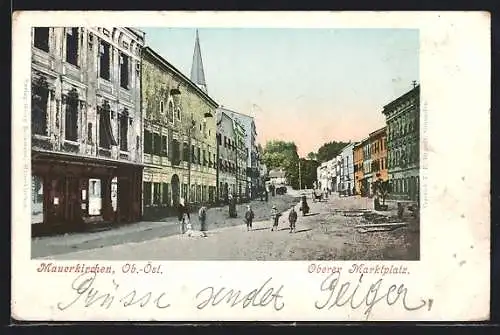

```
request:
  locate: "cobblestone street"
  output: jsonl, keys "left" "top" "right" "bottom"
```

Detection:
{"left": 43, "top": 194, "right": 419, "bottom": 261}
{"left": 32, "top": 194, "right": 299, "bottom": 258}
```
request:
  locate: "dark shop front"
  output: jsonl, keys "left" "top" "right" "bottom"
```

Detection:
{"left": 31, "top": 151, "right": 143, "bottom": 236}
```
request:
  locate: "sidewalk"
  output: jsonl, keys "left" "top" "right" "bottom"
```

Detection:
{"left": 47, "top": 194, "right": 419, "bottom": 261}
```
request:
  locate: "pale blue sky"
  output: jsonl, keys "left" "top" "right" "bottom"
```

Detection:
{"left": 139, "top": 28, "right": 419, "bottom": 156}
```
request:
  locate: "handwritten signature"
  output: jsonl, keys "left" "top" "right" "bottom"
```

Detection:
{"left": 195, "top": 277, "right": 285, "bottom": 311}
{"left": 57, "top": 272, "right": 171, "bottom": 311}
{"left": 315, "top": 272, "right": 434, "bottom": 319}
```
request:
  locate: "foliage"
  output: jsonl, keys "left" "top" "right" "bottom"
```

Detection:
{"left": 316, "top": 141, "right": 350, "bottom": 162}
{"left": 262, "top": 140, "right": 299, "bottom": 171}
{"left": 306, "top": 152, "right": 318, "bottom": 160}
{"left": 372, "top": 179, "right": 391, "bottom": 205}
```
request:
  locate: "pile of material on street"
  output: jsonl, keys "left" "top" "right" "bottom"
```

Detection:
{"left": 354, "top": 211, "right": 408, "bottom": 233}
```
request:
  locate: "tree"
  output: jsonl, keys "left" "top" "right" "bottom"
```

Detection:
{"left": 262, "top": 140, "right": 299, "bottom": 171}
{"left": 372, "top": 179, "right": 391, "bottom": 207}
{"left": 316, "top": 141, "right": 350, "bottom": 162}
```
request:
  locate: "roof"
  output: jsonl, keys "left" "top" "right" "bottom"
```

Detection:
{"left": 190, "top": 30, "right": 207, "bottom": 93}
{"left": 369, "top": 126, "right": 387, "bottom": 138}
{"left": 382, "top": 85, "right": 420, "bottom": 115}
{"left": 142, "top": 47, "right": 219, "bottom": 108}
{"left": 269, "top": 168, "right": 286, "bottom": 178}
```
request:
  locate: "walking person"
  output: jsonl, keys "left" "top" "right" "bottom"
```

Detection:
{"left": 270, "top": 205, "right": 281, "bottom": 231}
{"left": 198, "top": 204, "right": 208, "bottom": 237}
{"left": 288, "top": 205, "right": 298, "bottom": 233}
{"left": 245, "top": 205, "right": 255, "bottom": 231}
{"left": 178, "top": 198, "right": 190, "bottom": 235}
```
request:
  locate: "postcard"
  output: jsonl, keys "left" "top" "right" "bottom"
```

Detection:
{"left": 12, "top": 11, "right": 490, "bottom": 321}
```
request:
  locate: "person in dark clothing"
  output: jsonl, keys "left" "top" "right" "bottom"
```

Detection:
{"left": 245, "top": 205, "right": 255, "bottom": 231}
{"left": 178, "top": 198, "right": 190, "bottom": 234}
{"left": 288, "top": 205, "right": 298, "bottom": 233}
{"left": 270, "top": 205, "right": 281, "bottom": 231}
{"left": 198, "top": 205, "right": 208, "bottom": 237}
{"left": 299, "top": 195, "right": 309, "bottom": 216}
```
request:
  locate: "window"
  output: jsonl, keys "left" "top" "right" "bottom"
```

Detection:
{"left": 144, "top": 130, "right": 152, "bottom": 154}
{"left": 224, "top": 136, "right": 227, "bottom": 148}
{"left": 99, "top": 40, "right": 111, "bottom": 80}
{"left": 176, "top": 107, "right": 181, "bottom": 120}
{"left": 161, "top": 134, "right": 168, "bottom": 157}
{"left": 88, "top": 178, "right": 102, "bottom": 216}
{"left": 153, "top": 133, "right": 161, "bottom": 156}
{"left": 162, "top": 183, "right": 170, "bottom": 205}
{"left": 153, "top": 183, "right": 161, "bottom": 205}
{"left": 65, "top": 28, "right": 79, "bottom": 66}
{"left": 197, "top": 147, "right": 201, "bottom": 165}
{"left": 120, "top": 53, "right": 129, "bottom": 89}
{"left": 33, "top": 27, "right": 49, "bottom": 52}
{"left": 191, "top": 145, "right": 195, "bottom": 163}
{"left": 172, "top": 139, "right": 181, "bottom": 165}
{"left": 202, "top": 149, "right": 206, "bottom": 166}
{"left": 143, "top": 182, "right": 152, "bottom": 206}
{"left": 87, "top": 123, "right": 93, "bottom": 144}
{"left": 99, "top": 102, "right": 117, "bottom": 149}
{"left": 119, "top": 111, "right": 128, "bottom": 151}
{"left": 182, "top": 142, "right": 189, "bottom": 162}
{"left": 65, "top": 88, "right": 79, "bottom": 141}
{"left": 168, "top": 101, "right": 174, "bottom": 122}
{"left": 32, "top": 76, "right": 49, "bottom": 136}
{"left": 31, "top": 175, "right": 44, "bottom": 224}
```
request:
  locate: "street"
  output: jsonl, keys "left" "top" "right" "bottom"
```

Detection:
{"left": 32, "top": 194, "right": 299, "bottom": 258}
{"left": 38, "top": 193, "right": 419, "bottom": 261}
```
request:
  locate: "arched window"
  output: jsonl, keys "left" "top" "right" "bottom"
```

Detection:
{"left": 65, "top": 88, "right": 79, "bottom": 141}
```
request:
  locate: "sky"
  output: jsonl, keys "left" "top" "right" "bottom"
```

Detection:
{"left": 139, "top": 28, "right": 419, "bottom": 157}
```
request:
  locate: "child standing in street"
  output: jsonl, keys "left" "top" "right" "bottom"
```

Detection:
{"left": 270, "top": 205, "right": 281, "bottom": 231}
{"left": 245, "top": 205, "right": 255, "bottom": 231}
{"left": 288, "top": 205, "right": 298, "bottom": 233}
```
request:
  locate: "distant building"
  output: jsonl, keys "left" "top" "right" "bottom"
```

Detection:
{"left": 361, "top": 137, "right": 372, "bottom": 197}
{"left": 369, "top": 126, "right": 388, "bottom": 183}
{"left": 339, "top": 142, "right": 355, "bottom": 196}
{"left": 383, "top": 85, "right": 420, "bottom": 201}
{"left": 31, "top": 27, "right": 145, "bottom": 233}
{"left": 317, "top": 162, "right": 328, "bottom": 190}
{"left": 353, "top": 141, "right": 364, "bottom": 195}
{"left": 269, "top": 168, "right": 287, "bottom": 185}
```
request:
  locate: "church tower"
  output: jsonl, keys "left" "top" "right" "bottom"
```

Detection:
{"left": 190, "top": 29, "right": 207, "bottom": 93}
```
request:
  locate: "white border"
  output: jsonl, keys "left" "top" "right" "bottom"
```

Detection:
{"left": 12, "top": 11, "right": 490, "bottom": 321}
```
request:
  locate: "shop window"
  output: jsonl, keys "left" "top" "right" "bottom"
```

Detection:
{"left": 88, "top": 178, "right": 102, "bottom": 216}
{"left": 33, "top": 27, "right": 49, "bottom": 52}
{"left": 65, "top": 28, "right": 79, "bottom": 66}
{"left": 99, "top": 40, "right": 111, "bottom": 80}
{"left": 182, "top": 184, "right": 188, "bottom": 201}
{"left": 31, "top": 175, "right": 44, "bottom": 224}
{"left": 144, "top": 130, "right": 152, "bottom": 154}
{"left": 119, "top": 111, "right": 128, "bottom": 151}
{"left": 111, "top": 177, "right": 118, "bottom": 212}
{"left": 120, "top": 53, "right": 129, "bottom": 89}
{"left": 98, "top": 102, "right": 117, "bottom": 149}
{"left": 32, "top": 76, "right": 49, "bottom": 136}
{"left": 143, "top": 182, "right": 152, "bottom": 206}
{"left": 65, "top": 88, "right": 79, "bottom": 141}
{"left": 162, "top": 183, "right": 170, "bottom": 205}
{"left": 153, "top": 183, "right": 161, "bottom": 205}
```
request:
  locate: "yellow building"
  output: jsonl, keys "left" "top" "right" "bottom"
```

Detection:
{"left": 353, "top": 142, "right": 364, "bottom": 195}
{"left": 141, "top": 46, "right": 218, "bottom": 218}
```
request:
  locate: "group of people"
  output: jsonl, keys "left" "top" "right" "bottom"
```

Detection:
{"left": 177, "top": 197, "right": 304, "bottom": 236}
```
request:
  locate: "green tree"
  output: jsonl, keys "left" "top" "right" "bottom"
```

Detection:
{"left": 306, "top": 152, "right": 318, "bottom": 160}
{"left": 316, "top": 141, "right": 350, "bottom": 162}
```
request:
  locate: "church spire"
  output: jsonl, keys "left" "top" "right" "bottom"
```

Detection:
{"left": 190, "top": 29, "right": 207, "bottom": 93}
